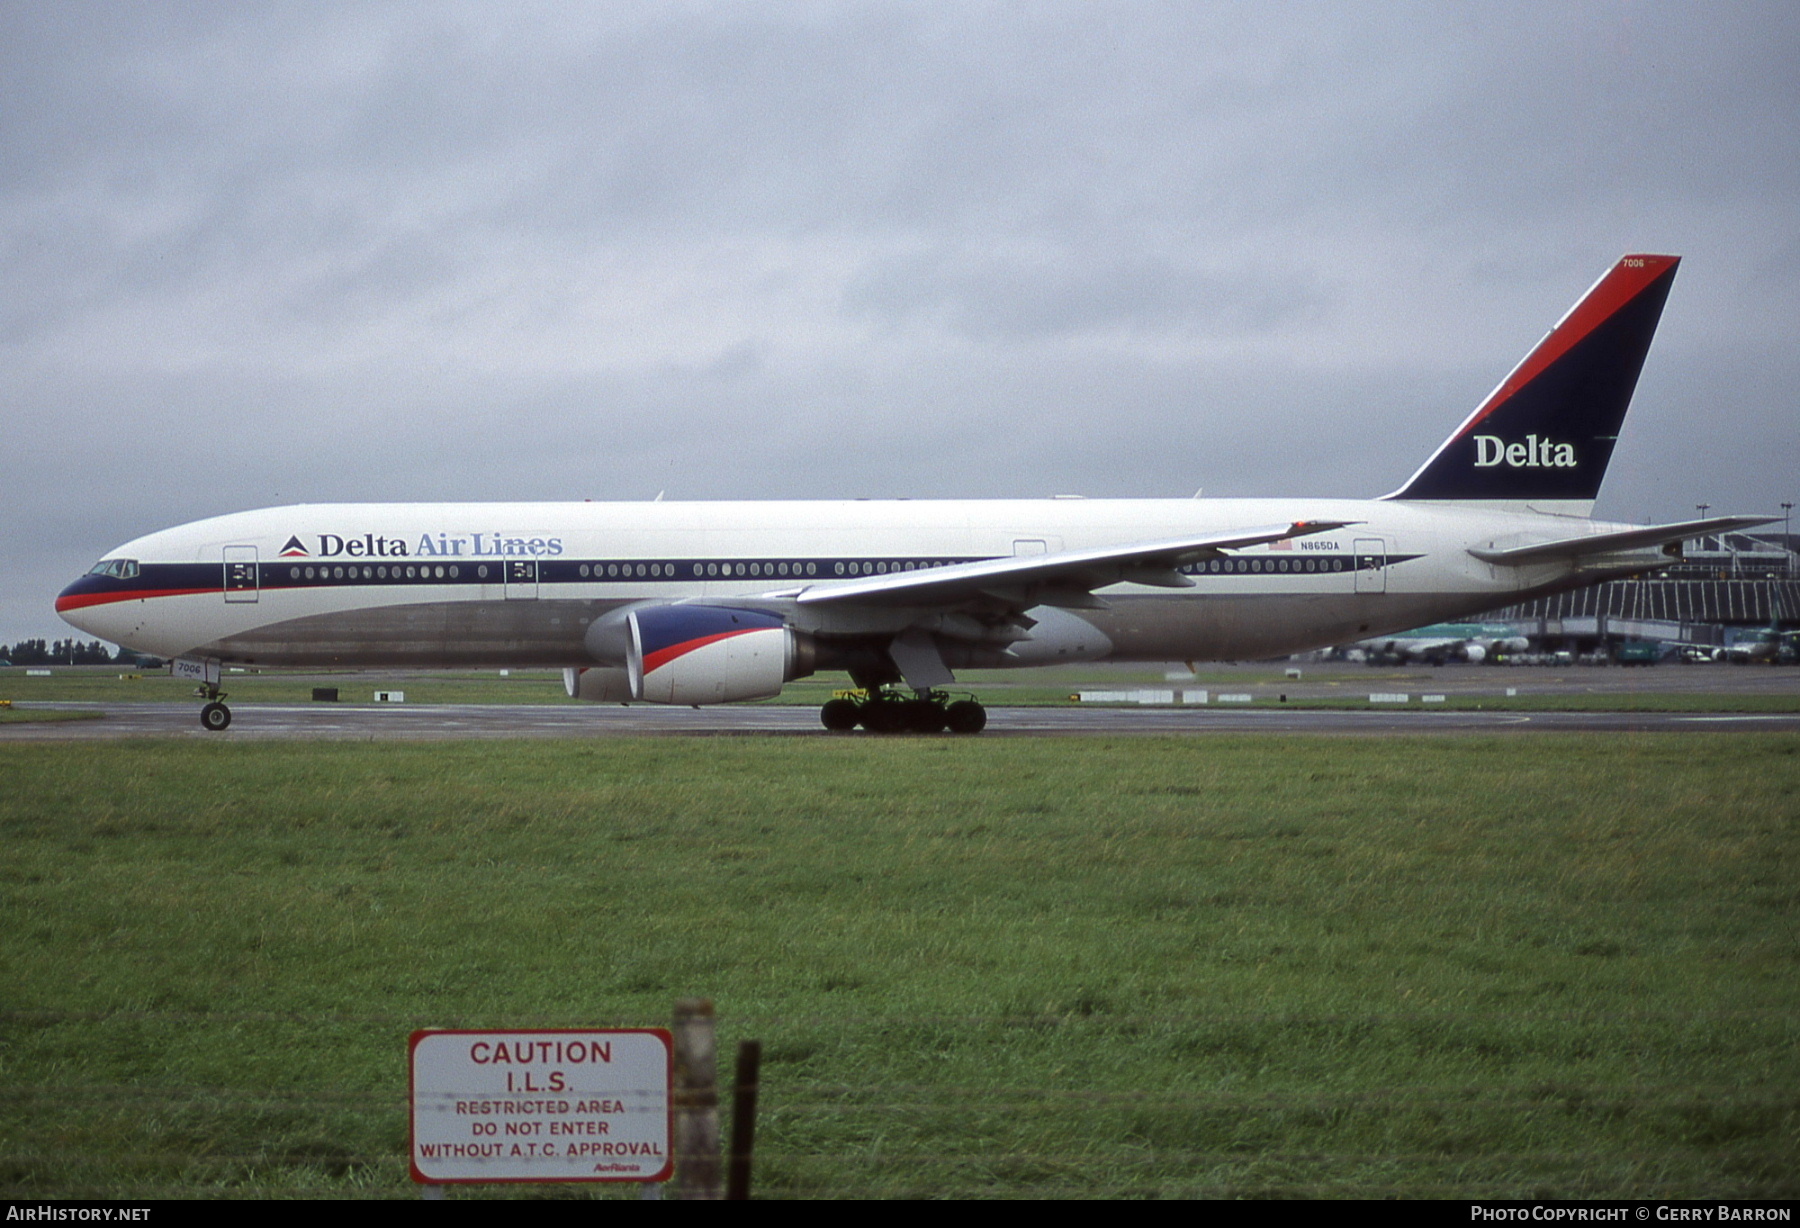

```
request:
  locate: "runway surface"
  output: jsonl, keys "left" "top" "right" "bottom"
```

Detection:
{"left": 5, "top": 699, "right": 1798, "bottom": 740}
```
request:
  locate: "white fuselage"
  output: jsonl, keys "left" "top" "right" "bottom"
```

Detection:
{"left": 59, "top": 497, "right": 1648, "bottom": 670}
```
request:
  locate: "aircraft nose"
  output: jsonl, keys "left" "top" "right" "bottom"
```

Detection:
{"left": 55, "top": 570, "right": 128, "bottom": 638}
{"left": 56, "top": 577, "right": 101, "bottom": 633}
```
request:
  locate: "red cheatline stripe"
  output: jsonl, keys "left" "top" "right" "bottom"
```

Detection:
{"left": 55, "top": 587, "right": 214, "bottom": 612}
{"left": 642, "top": 630, "right": 756, "bottom": 675}
{"left": 1459, "top": 254, "right": 1677, "bottom": 436}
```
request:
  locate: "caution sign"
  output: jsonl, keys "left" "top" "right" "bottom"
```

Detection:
{"left": 409, "top": 1029, "right": 673, "bottom": 1184}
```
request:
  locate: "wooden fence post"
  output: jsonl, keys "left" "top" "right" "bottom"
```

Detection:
{"left": 727, "top": 1039, "right": 763, "bottom": 1200}
{"left": 671, "top": 997, "right": 720, "bottom": 1199}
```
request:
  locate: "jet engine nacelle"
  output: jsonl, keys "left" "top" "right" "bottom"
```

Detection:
{"left": 564, "top": 665, "right": 634, "bottom": 702}
{"left": 615, "top": 605, "right": 813, "bottom": 705}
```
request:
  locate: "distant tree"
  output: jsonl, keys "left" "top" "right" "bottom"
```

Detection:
{"left": 17, "top": 639, "right": 117, "bottom": 665}
{"left": 3, "top": 638, "right": 163, "bottom": 668}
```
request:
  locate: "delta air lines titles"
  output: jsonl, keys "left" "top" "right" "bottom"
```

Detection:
{"left": 280, "top": 531, "right": 567, "bottom": 560}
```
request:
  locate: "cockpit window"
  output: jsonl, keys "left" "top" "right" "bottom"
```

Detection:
{"left": 86, "top": 558, "right": 140, "bottom": 580}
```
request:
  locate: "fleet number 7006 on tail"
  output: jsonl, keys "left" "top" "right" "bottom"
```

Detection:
{"left": 58, "top": 254, "right": 1771, "bottom": 732}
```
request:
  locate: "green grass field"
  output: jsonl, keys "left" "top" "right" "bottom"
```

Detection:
{"left": 1, "top": 734, "right": 1795, "bottom": 1198}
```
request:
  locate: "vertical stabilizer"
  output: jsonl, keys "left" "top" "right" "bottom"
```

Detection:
{"left": 1385, "top": 254, "right": 1679, "bottom": 511}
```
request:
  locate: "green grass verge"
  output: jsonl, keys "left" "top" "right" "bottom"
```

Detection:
{"left": 0, "top": 668, "right": 576, "bottom": 706}
{"left": 1055, "top": 693, "right": 1800, "bottom": 713}
{"left": 2, "top": 735, "right": 1796, "bottom": 1198}
{"left": 6, "top": 664, "right": 1799, "bottom": 713}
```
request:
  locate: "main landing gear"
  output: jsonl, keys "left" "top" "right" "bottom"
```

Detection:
{"left": 819, "top": 688, "right": 987, "bottom": 735}
{"left": 197, "top": 686, "right": 231, "bottom": 731}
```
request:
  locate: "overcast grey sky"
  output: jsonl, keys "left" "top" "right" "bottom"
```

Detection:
{"left": 5, "top": 2, "right": 1797, "bottom": 643}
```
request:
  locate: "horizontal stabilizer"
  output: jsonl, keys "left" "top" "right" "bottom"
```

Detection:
{"left": 796, "top": 520, "right": 1356, "bottom": 610}
{"left": 1468, "top": 515, "right": 1775, "bottom": 566}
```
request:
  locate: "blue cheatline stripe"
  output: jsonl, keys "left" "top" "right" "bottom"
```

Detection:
{"left": 63, "top": 552, "right": 1418, "bottom": 608}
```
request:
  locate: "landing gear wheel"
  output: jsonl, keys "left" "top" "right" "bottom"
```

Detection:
{"left": 820, "top": 698, "right": 860, "bottom": 732}
{"left": 944, "top": 699, "right": 987, "bottom": 734}
{"left": 200, "top": 702, "right": 232, "bottom": 732}
{"left": 860, "top": 698, "right": 909, "bottom": 734}
{"left": 906, "top": 698, "right": 948, "bottom": 733}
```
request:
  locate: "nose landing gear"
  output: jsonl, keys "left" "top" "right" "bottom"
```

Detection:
{"left": 197, "top": 685, "right": 231, "bottom": 731}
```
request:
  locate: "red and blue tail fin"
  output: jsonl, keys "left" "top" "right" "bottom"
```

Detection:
{"left": 1385, "top": 254, "right": 1680, "bottom": 512}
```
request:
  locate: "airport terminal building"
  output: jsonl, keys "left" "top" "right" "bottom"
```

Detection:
{"left": 1491, "top": 531, "right": 1797, "bottom": 652}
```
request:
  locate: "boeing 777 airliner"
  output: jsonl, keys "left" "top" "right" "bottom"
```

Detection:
{"left": 57, "top": 254, "right": 1770, "bottom": 731}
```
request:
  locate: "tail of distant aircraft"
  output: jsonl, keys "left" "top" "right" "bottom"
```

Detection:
{"left": 1385, "top": 254, "right": 1680, "bottom": 513}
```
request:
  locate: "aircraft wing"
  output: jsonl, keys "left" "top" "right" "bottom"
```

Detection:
{"left": 1467, "top": 515, "right": 1775, "bottom": 566}
{"left": 792, "top": 520, "right": 1356, "bottom": 610}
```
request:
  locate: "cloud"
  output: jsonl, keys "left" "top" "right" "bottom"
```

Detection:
{"left": 3, "top": 2, "right": 1796, "bottom": 640}
{"left": 843, "top": 247, "right": 1327, "bottom": 343}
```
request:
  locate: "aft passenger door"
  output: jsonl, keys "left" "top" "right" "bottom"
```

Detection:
{"left": 1353, "top": 537, "right": 1387, "bottom": 594}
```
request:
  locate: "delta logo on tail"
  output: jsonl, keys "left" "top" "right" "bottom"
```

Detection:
{"left": 1472, "top": 435, "right": 1578, "bottom": 469}
{"left": 1388, "top": 254, "right": 1679, "bottom": 503}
